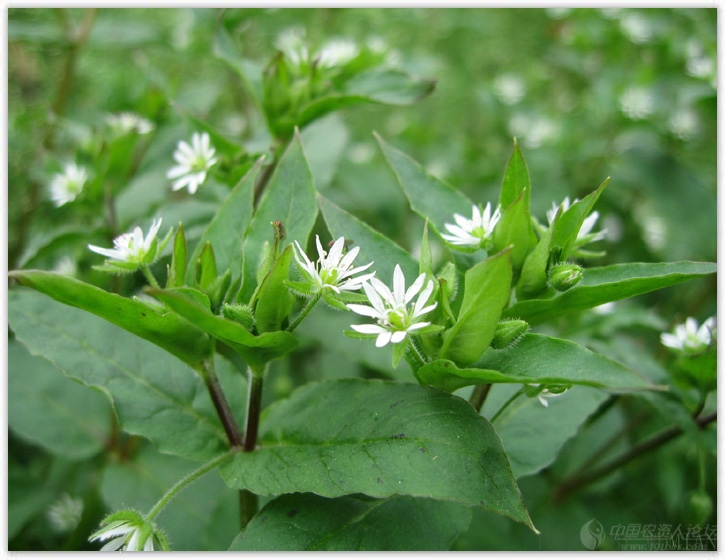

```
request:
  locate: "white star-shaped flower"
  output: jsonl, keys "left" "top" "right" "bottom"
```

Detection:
{"left": 167, "top": 132, "right": 218, "bottom": 194}
{"left": 88, "top": 218, "right": 167, "bottom": 270}
{"left": 90, "top": 511, "right": 164, "bottom": 552}
{"left": 661, "top": 316, "right": 716, "bottom": 356}
{"left": 293, "top": 235, "right": 375, "bottom": 294}
{"left": 48, "top": 163, "right": 88, "bottom": 207}
{"left": 348, "top": 264, "right": 437, "bottom": 347}
{"left": 441, "top": 203, "right": 502, "bottom": 249}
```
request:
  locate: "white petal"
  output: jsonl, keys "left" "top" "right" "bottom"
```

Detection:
{"left": 375, "top": 330, "right": 393, "bottom": 347}
{"left": 315, "top": 235, "right": 327, "bottom": 263}
{"left": 405, "top": 273, "right": 426, "bottom": 304}
{"left": 660, "top": 333, "right": 683, "bottom": 350}
{"left": 390, "top": 330, "right": 407, "bottom": 344}
{"left": 350, "top": 323, "right": 386, "bottom": 334}
{"left": 166, "top": 165, "right": 189, "bottom": 179}
{"left": 88, "top": 244, "right": 124, "bottom": 260}
{"left": 362, "top": 281, "right": 386, "bottom": 315}
{"left": 406, "top": 321, "right": 431, "bottom": 332}
{"left": 413, "top": 280, "right": 435, "bottom": 316}
{"left": 100, "top": 536, "right": 128, "bottom": 552}
{"left": 327, "top": 237, "right": 345, "bottom": 265}
{"left": 393, "top": 264, "right": 406, "bottom": 303}
{"left": 369, "top": 277, "right": 395, "bottom": 307}
{"left": 347, "top": 304, "right": 382, "bottom": 319}
{"left": 338, "top": 245, "right": 360, "bottom": 271}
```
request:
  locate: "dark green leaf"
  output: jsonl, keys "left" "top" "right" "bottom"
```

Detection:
{"left": 319, "top": 195, "right": 418, "bottom": 285}
{"left": 505, "top": 261, "right": 717, "bottom": 325}
{"left": 439, "top": 249, "right": 513, "bottom": 367}
{"left": 220, "top": 379, "right": 536, "bottom": 532}
{"left": 8, "top": 270, "right": 211, "bottom": 366}
{"left": 230, "top": 493, "right": 472, "bottom": 551}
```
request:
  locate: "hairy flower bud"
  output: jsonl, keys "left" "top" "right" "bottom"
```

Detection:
{"left": 548, "top": 262, "right": 584, "bottom": 291}
{"left": 222, "top": 303, "right": 255, "bottom": 331}
{"left": 491, "top": 319, "right": 529, "bottom": 349}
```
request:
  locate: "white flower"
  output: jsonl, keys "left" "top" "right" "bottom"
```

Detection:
{"left": 276, "top": 26, "right": 309, "bottom": 67}
{"left": 53, "top": 256, "right": 77, "bottom": 277}
{"left": 527, "top": 384, "right": 568, "bottom": 407}
{"left": 441, "top": 203, "right": 502, "bottom": 249}
{"left": 48, "top": 163, "right": 88, "bottom": 207}
{"left": 105, "top": 112, "right": 154, "bottom": 136}
{"left": 88, "top": 218, "right": 165, "bottom": 268}
{"left": 293, "top": 235, "right": 375, "bottom": 294}
{"left": 317, "top": 38, "right": 359, "bottom": 68}
{"left": 349, "top": 264, "right": 437, "bottom": 347}
{"left": 619, "top": 87, "right": 654, "bottom": 120}
{"left": 547, "top": 197, "right": 607, "bottom": 243}
{"left": 493, "top": 74, "right": 526, "bottom": 105}
{"left": 90, "top": 512, "right": 163, "bottom": 552}
{"left": 661, "top": 317, "right": 716, "bottom": 355}
{"left": 47, "top": 494, "right": 84, "bottom": 533}
{"left": 167, "top": 132, "right": 218, "bottom": 194}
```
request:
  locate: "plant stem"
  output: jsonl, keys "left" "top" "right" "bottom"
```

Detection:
{"left": 469, "top": 384, "right": 492, "bottom": 413}
{"left": 239, "top": 490, "right": 258, "bottom": 529}
{"left": 140, "top": 264, "right": 160, "bottom": 288}
{"left": 490, "top": 387, "right": 525, "bottom": 424}
{"left": 554, "top": 411, "right": 717, "bottom": 503}
{"left": 407, "top": 340, "right": 428, "bottom": 366}
{"left": 287, "top": 294, "right": 320, "bottom": 333}
{"left": 243, "top": 366, "right": 266, "bottom": 452}
{"left": 198, "top": 360, "right": 243, "bottom": 449}
{"left": 146, "top": 451, "right": 234, "bottom": 521}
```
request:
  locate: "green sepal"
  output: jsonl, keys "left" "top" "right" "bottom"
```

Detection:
{"left": 419, "top": 220, "right": 433, "bottom": 278}
{"left": 322, "top": 291, "right": 351, "bottom": 311}
{"left": 284, "top": 280, "right": 314, "bottom": 297}
{"left": 206, "top": 269, "right": 233, "bottom": 313}
{"left": 92, "top": 262, "right": 139, "bottom": 274}
{"left": 392, "top": 338, "right": 408, "bottom": 368}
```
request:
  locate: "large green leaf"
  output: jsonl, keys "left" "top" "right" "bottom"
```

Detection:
{"left": 147, "top": 288, "right": 298, "bottom": 370}
{"left": 8, "top": 340, "right": 112, "bottom": 460}
{"left": 481, "top": 384, "right": 608, "bottom": 479}
{"left": 419, "top": 334, "right": 658, "bottom": 392}
{"left": 186, "top": 159, "right": 261, "bottom": 284}
{"left": 230, "top": 493, "right": 471, "bottom": 551}
{"left": 220, "top": 379, "right": 536, "bottom": 532}
{"left": 8, "top": 270, "right": 212, "bottom": 367}
{"left": 505, "top": 261, "right": 717, "bottom": 325}
{"left": 8, "top": 290, "right": 246, "bottom": 461}
{"left": 319, "top": 195, "right": 418, "bottom": 285}
{"left": 376, "top": 133, "right": 473, "bottom": 237}
{"left": 239, "top": 132, "right": 317, "bottom": 302}
{"left": 439, "top": 249, "right": 513, "bottom": 367}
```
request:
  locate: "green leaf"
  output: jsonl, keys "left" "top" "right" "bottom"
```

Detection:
{"left": 439, "top": 249, "right": 513, "bottom": 367}
{"left": 213, "top": 24, "right": 263, "bottom": 110}
{"left": 419, "top": 220, "right": 433, "bottom": 277}
{"left": 168, "top": 223, "right": 187, "bottom": 288}
{"left": 100, "top": 443, "right": 236, "bottom": 551}
{"left": 515, "top": 213, "right": 557, "bottom": 300}
{"left": 419, "top": 334, "right": 658, "bottom": 392}
{"left": 376, "top": 133, "right": 473, "bottom": 237}
{"left": 8, "top": 290, "right": 246, "bottom": 461}
{"left": 230, "top": 493, "right": 472, "bottom": 551}
{"left": 8, "top": 270, "right": 211, "bottom": 367}
{"left": 186, "top": 159, "right": 261, "bottom": 285}
{"left": 147, "top": 287, "right": 298, "bottom": 370}
{"left": 220, "top": 379, "right": 536, "bottom": 532}
{"left": 254, "top": 245, "right": 296, "bottom": 333}
{"left": 196, "top": 242, "right": 218, "bottom": 291}
{"left": 492, "top": 189, "right": 535, "bottom": 279}
{"left": 8, "top": 340, "right": 112, "bottom": 460}
{"left": 505, "top": 261, "right": 717, "bottom": 325}
{"left": 319, "top": 195, "right": 418, "bottom": 285}
{"left": 239, "top": 132, "right": 317, "bottom": 302}
{"left": 481, "top": 384, "right": 608, "bottom": 478}
{"left": 172, "top": 102, "right": 246, "bottom": 158}
{"left": 499, "top": 138, "right": 532, "bottom": 211}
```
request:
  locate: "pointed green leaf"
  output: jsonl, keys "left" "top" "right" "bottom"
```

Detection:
{"left": 196, "top": 242, "right": 218, "bottom": 291}
{"left": 168, "top": 222, "right": 187, "bottom": 288}
{"left": 8, "top": 270, "right": 211, "bottom": 366}
{"left": 186, "top": 159, "right": 261, "bottom": 285}
{"left": 419, "top": 220, "right": 433, "bottom": 277}
{"left": 499, "top": 138, "right": 531, "bottom": 211}
{"left": 492, "top": 189, "right": 535, "bottom": 279}
{"left": 254, "top": 245, "right": 296, "bottom": 333}
{"left": 516, "top": 212, "right": 557, "bottom": 300}
{"left": 230, "top": 493, "right": 472, "bottom": 551}
{"left": 147, "top": 287, "right": 298, "bottom": 370}
{"left": 419, "top": 334, "right": 659, "bottom": 392}
{"left": 376, "top": 133, "right": 473, "bottom": 237}
{"left": 8, "top": 290, "right": 246, "bottom": 461}
{"left": 239, "top": 132, "right": 317, "bottom": 302}
{"left": 439, "top": 249, "right": 513, "bottom": 367}
{"left": 505, "top": 261, "right": 717, "bottom": 325}
{"left": 220, "top": 379, "right": 536, "bottom": 532}
{"left": 319, "top": 195, "right": 418, "bottom": 285}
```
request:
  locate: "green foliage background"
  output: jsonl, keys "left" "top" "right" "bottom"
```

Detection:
{"left": 8, "top": 8, "right": 716, "bottom": 551}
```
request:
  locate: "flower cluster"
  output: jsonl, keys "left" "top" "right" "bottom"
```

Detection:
{"left": 661, "top": 316, "right": 716, "bottom": 356}
{"left": 441, "top": 203, "right": 502, "bottom": 249}
{"left": 48, "top": 163, "right": 88, "bottom": 207}
{"left": 105, "top": 112, "right": 154, "bottom": 136}
{"left": 167, "top": 132, "right": 218, "bottom": 194}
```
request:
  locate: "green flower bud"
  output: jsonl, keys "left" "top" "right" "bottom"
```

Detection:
{"left": 491, "top": 319, "right": 529, "bottom": 349}
{"left": 685, "top": 491, "right": 713, "bottom": 525}
{"left": 222, "top": 303, "right": 255, "bottom": 331}
{"left": 548, "top": 262, "right": 584, "bottom": 291}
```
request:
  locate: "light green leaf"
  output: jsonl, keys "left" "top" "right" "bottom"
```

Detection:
{"left": 481, "top": 384, "right": 608, "bottom": 478}
{"left": 505, "top": 261, "right": 717, "bottom": 325}
{"left": 8, "top": 290, "right": 245, "bottom": 461}
{"left": 515, "top": 213, "right": 556, "bottom": 300}
{"left": 220, "top": 379, "right": 536, "bottom": 532}
{"left": 8, "top": 340, "right": 112, "bottom": 460}
{"left": 230, "top": 493, "right": 472, "bottom": 551}
{"left": 239, "top": 132, "right": 317, "bottom": 302}
{"left": 439, "top": 249, "right": 513, "bottom": 367}
{"left": 492, "top": 189, "right": 535, "bottom": 280}
{"left": 420, "top": 334, "right": 658, "bottom": 392}
{"left": 499, "top": 138, "right": 532, "bottom": 211}
{"left": 319, "top": 195, "right": 418, "bottom": 285}
{"left": 8, "top": 270, "right": 211, "bottom": 367}
{"left": 376, "top": 133, "right": 472, "bottom": 237}
{"left": 254, "top": 245, "right": 296, "bottom": 333}
{"left": 186, "top": 159, "right": 261, "bottom": 285}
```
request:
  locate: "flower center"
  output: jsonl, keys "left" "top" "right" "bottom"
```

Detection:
{"left": 320, "top": 267, "right": 339, "bottom": 286}
{"left": 191, "top": 156, "right": 208, "bottom": 173}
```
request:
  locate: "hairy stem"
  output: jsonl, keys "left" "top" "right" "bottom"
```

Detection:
{"left": 146, "top": 451, "right": 234, "bottom": 521}
{"left": 469, "top": 384, "right": 492, "bottom": 413}
{"left": 198, "top": 360, "right": 243, "bottom": 449}
{"left": 140, "top": 265, "right": 160, "bottom": 289}
{"left": 287, "top": 294, "right": 320, "bottom": 333}
{"left": 243, "top": 366, "right": 266, "bottom": 452}
{"left": 490, "top": 387, "right": 525, "bottom": 424}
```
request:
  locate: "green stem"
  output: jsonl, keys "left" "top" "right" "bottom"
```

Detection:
{"left": 239, "top": 489, "right": 258, "bottom": 529}
{"left": 287, "top": 294, "right": 320, "bottom": 333}
{"left": 243, "top": 366, "right": 266, "bottom": 452}
{"left": 198, "top": 360, "right": 243, "bottom": 449}
{"left": 407, "top": 340, "right": 428, "bottom": 366}
{"left": 469, "top": 384, "right": 492, "bottom": 413}
{"left": 490, "top": 387, "right": 525, "bottom": 424}
{"left": 146, "top": 451, "right": 234, "bottom": 521}
{"left": 140, "top": 264, "right": 160, "bottom": 288}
